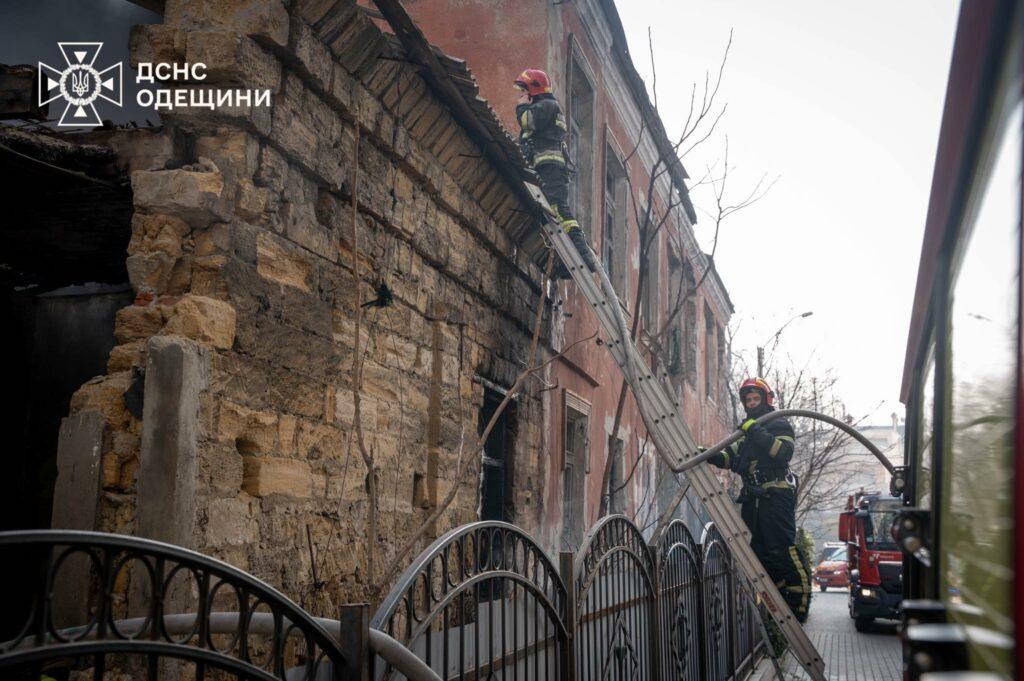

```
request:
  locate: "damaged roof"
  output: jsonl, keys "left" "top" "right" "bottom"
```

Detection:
{"left": 0, "top": 125, "right": 133, "bottom": 289}
{"left": 360, "top": 0, "right": 533, "bottom": 183}
{"left": 597, "top": 0, "right": 697, "bottom": 225}
{"left": 299, "top": 0, "right": 551, "bottom": 264}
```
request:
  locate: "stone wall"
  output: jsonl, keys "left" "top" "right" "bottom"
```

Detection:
{"left": 63, "top": 0, "right": 550, "bottom": 608}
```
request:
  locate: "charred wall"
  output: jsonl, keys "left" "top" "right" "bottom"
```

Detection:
{"left": 51, "top": 0, "right": 552, "bottom": 607}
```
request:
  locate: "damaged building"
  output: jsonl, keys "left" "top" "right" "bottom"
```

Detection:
{"left": 0, "top": 0, "right": 734, "bottom": 618}
{"left": 405, "top": 0, "right": 736, "bottom": 544}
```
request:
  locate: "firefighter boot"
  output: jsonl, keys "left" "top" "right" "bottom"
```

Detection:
{"left": 780, "top": 545, "right": 813, "bottom": 623}
{"left": 566, "top": 226, "right": 598, "bottom": 272}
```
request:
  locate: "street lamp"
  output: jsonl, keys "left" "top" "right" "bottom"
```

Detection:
{"left": 756, "top": 311, "right": 813, "bottom": 377}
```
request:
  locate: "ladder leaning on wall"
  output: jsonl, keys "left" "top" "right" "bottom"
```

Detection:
{"left": 526, "top": 183, "right": 827, "bottom": 681}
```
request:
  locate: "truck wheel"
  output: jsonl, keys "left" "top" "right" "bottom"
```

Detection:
{"left": 819, "top": 584, "right": 827, "bottom": 592}
{"left": 854, "top": 616, "right": 874, "bottom": 632}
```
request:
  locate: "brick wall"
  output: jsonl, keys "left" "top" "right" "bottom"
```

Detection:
{"left": 62, "top": 0, "right": 550, "bottom": 608}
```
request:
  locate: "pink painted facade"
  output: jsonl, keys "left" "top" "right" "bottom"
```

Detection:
{"left": 403, "top": 0, "right": 734, "bottom": 546}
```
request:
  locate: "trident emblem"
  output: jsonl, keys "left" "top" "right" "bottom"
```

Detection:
{"left": 38, "top": 42, "right": 122, "bottom": 127}
{"left": 70, "top": 70, "right": 90, "bottom": 97}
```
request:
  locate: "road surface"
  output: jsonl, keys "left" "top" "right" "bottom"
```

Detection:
{"left": 751, "top": 588, "right": 901, "bottom": 680}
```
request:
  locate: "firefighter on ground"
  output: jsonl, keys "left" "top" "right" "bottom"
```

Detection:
{"left": 513, "top": 68, "right": 598, "bottom": 273}
{"left": 703, "top": 377, "right": 812, "bottom": 623}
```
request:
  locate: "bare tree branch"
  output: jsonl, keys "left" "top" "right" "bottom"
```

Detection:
{"left": 379, "top": 258, "right": 599, "bottom": 586}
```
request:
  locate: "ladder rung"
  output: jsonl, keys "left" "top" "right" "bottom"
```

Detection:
{"left": 537, "top": 205, "right": 827, "bottom": 681}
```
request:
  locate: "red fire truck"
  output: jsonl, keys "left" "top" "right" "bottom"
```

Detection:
{"left": 839, "top": 491, "right": 903, "bottom": 631}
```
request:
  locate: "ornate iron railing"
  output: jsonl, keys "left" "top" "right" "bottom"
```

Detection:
{"left": 702, "top": 524, "right": 736, "bottom": 680}
{"left": 574, "top": 515, "right": 658, "bottom": 680}
{"left": 370, "top": 521, "right": 570, "bottom": 681}
{"left": 0, "top": 530, "right": 349, "bottom": 680}
{"left": 3, "top": 518, "right": 768, "bottom": 680}
{"left": 376, "top": 517, "right": 767, "bottom": 681}
{"left": 657, "top": 520, "right": 704, "bottom": 680}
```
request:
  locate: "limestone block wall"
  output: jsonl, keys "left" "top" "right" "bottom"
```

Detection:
{"left": 63, "top": 0, "right": 551, "bottom": 608}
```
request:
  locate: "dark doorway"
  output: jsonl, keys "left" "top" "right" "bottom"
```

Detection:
{"left": 0, "top": 125, "right": 133, "bottom": 532}
{"left": 478, "top": 387, "right": 515, "bottom": 523}
{"left": 0, "top": 127, "right": 133, "bottom": 639}
{"left": 477, "top": 387, "right": 515, "bottom": 601}
{"left": 1, "top": 284, "right": 131, "bottom": 532}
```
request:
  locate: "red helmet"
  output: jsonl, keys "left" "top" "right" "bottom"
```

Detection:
{"left": 514, "top": 68, "right": 552, "bottom": 97}
{"left": 739, "top": 377, "right": 775, "bottom": 406}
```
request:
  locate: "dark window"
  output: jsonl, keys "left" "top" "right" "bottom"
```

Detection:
{"left": 603, "top": 147, "right": 628, "bottom": 301}
{"left": 478, "top": 386, "right": 516, "bottom": 600}
{"left": 704, "top": 304, "right": 715, "bottom": 399}
{"left": 684, "top": 300, "right": 697, "bottom": 386}
{"left": 718, "top": 323, "right": 734, "bottom": 418}
{"left": 567, "top": 58, "right": 594, "bottom": 238}
{"left": 478, "top": 387, "right": 513, "bottom": 523}
{"left": 562, "top": 399, "right": 589, "bottom": 548}
{"left": 668, "top": 327, "right": 682, "bottom": 375}
{"left": 643, "top": 230, "right": 660, "bottom": 332}
{"left": 608, "top": 437, "right": 626, "bottom": 514}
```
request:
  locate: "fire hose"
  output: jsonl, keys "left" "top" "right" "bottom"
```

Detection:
{"left": 652, "top": 408, "right": 896, "bottom": 544}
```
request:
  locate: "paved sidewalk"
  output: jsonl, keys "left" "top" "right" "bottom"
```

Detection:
{"left": 750, "top": 590, "right": 901, "bottom": 680}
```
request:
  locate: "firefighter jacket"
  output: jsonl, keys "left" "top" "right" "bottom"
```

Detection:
{"left": 708, "top": 412, "right": 796, "bottom": 488}
{"left": 515, "top": 93, "right": 568, "bottom": 167}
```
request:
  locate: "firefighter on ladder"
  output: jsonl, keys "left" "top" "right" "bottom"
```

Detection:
{"left": 513, "top": 68, "right": 598, "bottom": 275}
{"left": 704, "top": 377, "right": 813, "bottom": 623}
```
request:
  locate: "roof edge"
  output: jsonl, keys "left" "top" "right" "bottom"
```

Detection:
{"left": 597, "top": 0, "right": 697, "bottom": 225}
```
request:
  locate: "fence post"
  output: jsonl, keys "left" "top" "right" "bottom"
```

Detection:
{"left": 648, "top": 542, "right": 662, "bottom": 681}
{"left": 727, "top": 561, "right": 737, "bottom": 678}
{"left": 559, "top": 551, "right": 576, "bottom": 681}
{"left": 697, "top": 545, "right": 708, "bottom": 680}
{"left": 338, "top": 603, "right": 370, "bottom": 681}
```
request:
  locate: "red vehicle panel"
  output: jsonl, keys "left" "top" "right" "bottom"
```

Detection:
{"left": 839, "top": 492, "right": 903, "bottom": 629}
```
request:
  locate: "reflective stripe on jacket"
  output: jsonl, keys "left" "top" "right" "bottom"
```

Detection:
{"left": 709, "top": 411, "right": 796, "bottom": 483}
{"left": 515, "top": 94, "right": 567, "bottom": 165}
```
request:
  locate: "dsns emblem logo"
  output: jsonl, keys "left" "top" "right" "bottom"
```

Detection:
{"left": 39, "top": 43, "right": 123, "bottom": 127}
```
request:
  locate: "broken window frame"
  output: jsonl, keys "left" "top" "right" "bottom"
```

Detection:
{"left": 478, "top": 386, "right": 515, "bottom": 524}
{"left": 642, "top": 223, "right": 660, "bottom": 333}
{"left": 608, "top": 436, "right": 626, "bottom": 515}
{"left": 684, "top": 299, "right": 698, "bottom": 386}
{"left": 667, "top": 327, "right": 682, "bottom": 376}
{"left": 704, "top": 302, "right": 716, "bottom": 400}
{"left": 602, "top": 135, "right": 629, "bottom": 304}
{"left": 717, "top": 322, "right": 729, "bottom": 407}
{"left": 565, "top": 37, "right": 597, "bottom": 240}
{"left": 562, "top": 390, "right": 591, "bottom": 549}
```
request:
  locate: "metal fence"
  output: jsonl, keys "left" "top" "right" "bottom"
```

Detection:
{"left": 574, "top": 516, "right": 658, "bottom": 680}
{"left": 370, "top": 521, "right": 570, "bottom": 681}
{"left": 376, "top": 515, "right": 765, "bottom": 681}
{"left": 0, "top": 517, "right": 765, "bottom": 680}
{"left": 657, "top": 520, "right": 704, "bottom": 681}
{"left": 0, "top": 530, "right": 349, "bottom": 680}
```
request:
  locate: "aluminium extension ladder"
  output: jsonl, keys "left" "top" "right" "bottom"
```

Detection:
{"left": 526, "top": 183, "right": 826, "bottom": 681}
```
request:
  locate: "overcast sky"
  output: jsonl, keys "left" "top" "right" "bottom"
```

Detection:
{"left": 617, "top": 1, "right": 960, "bottom": 423}
{"left": 0, "top": 1, "right": 960, "bottom": 423}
